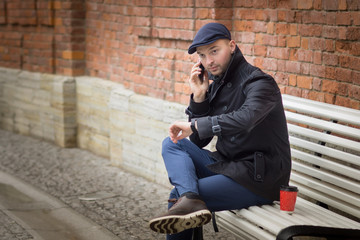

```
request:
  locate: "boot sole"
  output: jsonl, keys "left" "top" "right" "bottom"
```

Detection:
{"left": 149, "top": 209, "right": 212, "bottom": 234}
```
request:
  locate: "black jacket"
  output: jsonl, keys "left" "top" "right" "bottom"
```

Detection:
{"left": 186, "top": 46, "right": 291, "bottom": 201}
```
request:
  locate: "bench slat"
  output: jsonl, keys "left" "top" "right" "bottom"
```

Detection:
{"left": 246, "top": 206, "right": 290, "bottom": 231}
{"left": 282, "top": 95, "right": 360, "bottom": 116}
{"left": 295, "top": 197, "right": 360, "bottom": 228}
{"left": 288, "top": 123, "right": 360, "bottom": 153}
{"left": 292, "top": 162, "right": 360, "bottom": 195}
{"left": 294, "top": 200, "right": 358, "bottom": 228}
{"left": 261, "top": 205, "right": 325, "bottom": 226}
{"left": 216, "top": 211, "right": 274, "bottom": 239}
{"left": 282, "top": 94, "right": 360, "bottom": 126}
{"left": 238, "top": 208, "right": 283, "bottom": 234}
{"left": 285, "top": 111, "right": 360, "bottom": 139}
{"left": 290, "top": 136, "right": 360, "bottom": 167}
{"left": 291, "top": 170, "right": 360, "bottom": 206}
{"left": 291, "top": 149, "right": 360, "bottom": 180}
{"left": 290, "top": 181, "right": 360, "bottom": 219}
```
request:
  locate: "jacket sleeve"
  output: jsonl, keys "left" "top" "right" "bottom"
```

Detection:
{"left": 185, "top": 93, "right": 213, "bottom": 148}
{"left": 196, "top": 75, "right": 280, "bottom": 140}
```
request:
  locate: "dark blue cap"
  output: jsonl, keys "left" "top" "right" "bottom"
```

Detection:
{"left": 188, "top": 23, "right": 231, "bottom": 54}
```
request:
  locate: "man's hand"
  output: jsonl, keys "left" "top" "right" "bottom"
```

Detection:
{"left": 189, "top": 61, "right": 209, "bottom": 103}
{"left": 169, "top": 121, "right": 192, "bottom": 144}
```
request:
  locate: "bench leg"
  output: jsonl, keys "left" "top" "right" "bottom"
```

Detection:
{"left": 192, "top": 227, "right": 203, "bottom": 240}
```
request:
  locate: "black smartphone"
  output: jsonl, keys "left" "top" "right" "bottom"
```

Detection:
{"left": 199, "top": 63, "right": 205, "bottom": 83}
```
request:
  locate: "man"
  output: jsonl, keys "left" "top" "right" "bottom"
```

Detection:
{"left": 149, "top": 23, "right": 291, "bottom": 239}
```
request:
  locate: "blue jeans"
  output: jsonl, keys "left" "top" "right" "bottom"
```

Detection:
{"left": 162, "top": 137, "right": 272, "bottom": 240}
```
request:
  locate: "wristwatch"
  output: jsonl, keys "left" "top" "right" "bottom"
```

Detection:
{"left": 191, "top": 118, "right": 198, "bottom": 134}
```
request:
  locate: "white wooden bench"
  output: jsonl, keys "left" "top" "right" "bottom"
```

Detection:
{"left": 214, "top": 94, "right": 360, "bottom": 239}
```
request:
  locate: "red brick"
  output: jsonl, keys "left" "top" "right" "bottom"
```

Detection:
{"left": 267, "top": 47, "right": 289, "bottom": 60}
{"left": 310, "top": 64, "right": 326, "bottom": 77}
{"left": 297, "top": 76, "right": 313, "bottom": 89}
{"left": 286, "top": 60, "right": 301, "bottom": 73}
{"left": 353, "top": 11, "right": 360, "bottom": 25}
{"left": 285, "top": 86, "right": 302, "bottom": 97}
{"left": 335, "top": 68, "right": 353, "bottom": 82}
{"left": 254, "top": 45, "right": 267, "bottom": 56}
{"left": 276, "top": 23, "right": 290, "bottom": 35}
{"left": 262, "top": 58, "right": 277, "bottom": 71}
{"left": 323, "top": 53, "right": 338, "bottom": 66}
{"left": 301, "top": 38, "right": 309, "bottom": 49}
{"left": 347, "top": 0, "right": 360, "bottom": 10}
{"left": 338, "top": 0, "right": 347, "bottom": 10}
{"left": 313, "top": 78, "right": 322, "bottom": 91}
{"left": 322, "top": 0, "right": 338, "bottom": 10}
{"left": 153, "top": 0, "right": 194, "bottom": 7}
{"left": 309, "top": 38, "right": 326, "bottom": 51}
{"left": 298, "top": 0, "right": 313, "bottom": 9}
{"left": 289, "top": 74, "right": 297, "bottom": 86}
{"left": 350, "top": 85, "right": 360, "bottom": 100}
{"left": 322, "top": 26, "right": 338, "bottom": 39}
{"left": 301, "top": 62, "right": 311, "bottom": 75}
{"left": 234, "top": 20, "right": 254, "bottom": 32}
{"left": 322, "top": 79, "right": 339, "bottom": 94}
{"left": 299, "top": 24, "right": 322, "bottom": 37}
{"left": 336, "top": 12, "right": 352, "bottom": 25}
{"left": 302, "top": 11, "right": 326, "bottom": 24}
{"left": 234, "top": 9, "right": 256, "bottom": 20}
{"left": 152, "top": 7, "right": 193, "bottom": 18}
{"left": 287, "top": 36, "right": 300, "bottom": 48}
{"left": 325, "top": 67, "right": 336, "bottom": 79}
{"left": 345, "top": 27, "right": 360, "bottom": 41}
{"left": 297, "top": 49, "right": 313, "bottom": 62}
{"left": 313, "top": 51, "right": 322, "bottom": 64}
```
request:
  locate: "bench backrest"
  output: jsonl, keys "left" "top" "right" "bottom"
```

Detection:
{"left": 282, "top": 94, "right": 360, "bottom": 221}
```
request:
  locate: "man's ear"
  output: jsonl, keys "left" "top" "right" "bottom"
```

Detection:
{"left": 229, "top": 40, "right": 236, "bottom": 54}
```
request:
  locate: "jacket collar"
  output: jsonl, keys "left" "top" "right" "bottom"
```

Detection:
{"left": 208, "top": 45, "right": 246, "bottom": 84}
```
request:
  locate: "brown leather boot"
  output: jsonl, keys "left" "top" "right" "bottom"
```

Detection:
{"left": 149, "top": 194, "right": 212, "bottom": 234}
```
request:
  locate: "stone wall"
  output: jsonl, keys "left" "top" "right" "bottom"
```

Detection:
{"left": 0, "top": 67, "right": 76, "bottom": 147}
{"left": 0, "top": 68, "right": 190, "bottom": 185}
{"left": 76, "top": 76, "right": 187, "bottom": 184}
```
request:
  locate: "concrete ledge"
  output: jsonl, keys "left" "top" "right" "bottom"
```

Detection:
{"left": 76, "top": 76, "right": 187, "bottom": 185}
{"left": 0, "top": 67, "right": 191, "bottom": 186}
{"left": 0, "top": 67, "right": 76, "bottom": 147}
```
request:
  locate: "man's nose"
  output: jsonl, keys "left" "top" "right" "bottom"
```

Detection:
{"left": 205, "top": 56, "right": 214, "bottom": 66}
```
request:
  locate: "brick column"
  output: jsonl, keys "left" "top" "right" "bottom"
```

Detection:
{"left": 53, "top": 0, "right": 85, "bottom": 76}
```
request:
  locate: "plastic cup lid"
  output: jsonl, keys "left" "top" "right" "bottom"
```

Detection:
{"left": 280, "top": 185, "right": 298, "bottom": 192}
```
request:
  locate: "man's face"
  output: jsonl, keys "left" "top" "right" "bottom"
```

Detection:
{"left": 196, "top": 39, "right": 236, "bottom": 77}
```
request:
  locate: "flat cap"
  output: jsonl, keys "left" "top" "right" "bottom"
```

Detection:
{"left": 188, "top": 23, "right": 231, "bottom": 54}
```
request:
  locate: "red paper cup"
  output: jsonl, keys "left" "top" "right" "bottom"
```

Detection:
{"left": 280, "top": 185, "right": 298, "bottom": 214}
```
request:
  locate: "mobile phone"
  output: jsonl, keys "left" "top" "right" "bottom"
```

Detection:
{"left": 199, "top": 63, "right": 205, "bottom": 83}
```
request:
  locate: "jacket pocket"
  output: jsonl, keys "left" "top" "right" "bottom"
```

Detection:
{"left": 254, "top": 152, "right": 265, "bottom": 182}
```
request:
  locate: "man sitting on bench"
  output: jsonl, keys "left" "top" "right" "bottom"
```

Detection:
{"left": 149, "top": 22, "right": 292, "bottom": 240}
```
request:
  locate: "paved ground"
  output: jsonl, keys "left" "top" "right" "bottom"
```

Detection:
{"left": 0, "top": 129, "right": 237, "bottom": 240}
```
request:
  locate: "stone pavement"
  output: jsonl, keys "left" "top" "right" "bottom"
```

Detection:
{"left": 0, "top": 129, "right": 237, "bottom": 240}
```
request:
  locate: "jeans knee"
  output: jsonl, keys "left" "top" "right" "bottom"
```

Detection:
{"left": 162, "top": 137, "right": 177, "bottom": 155}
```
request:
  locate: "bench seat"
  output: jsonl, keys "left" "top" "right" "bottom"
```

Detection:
{"left": 217, "top": 198, "right": 360, "bottom": 239}
{"left": 215, "top": 94, "right": 360, "bottom": 239}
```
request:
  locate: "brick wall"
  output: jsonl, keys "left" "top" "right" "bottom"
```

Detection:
{"left": 0, "top": 0, "right": 359, "bottom": 109}
{"left": 0, "top": 0, "right": 85, "bottom": 75}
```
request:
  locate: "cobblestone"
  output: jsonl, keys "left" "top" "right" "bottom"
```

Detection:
{"left": 0, "top": 129, "right": 236, "bottom": 240}
{"left": 0, "top": 211, "right": 33, "bottom": 240}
